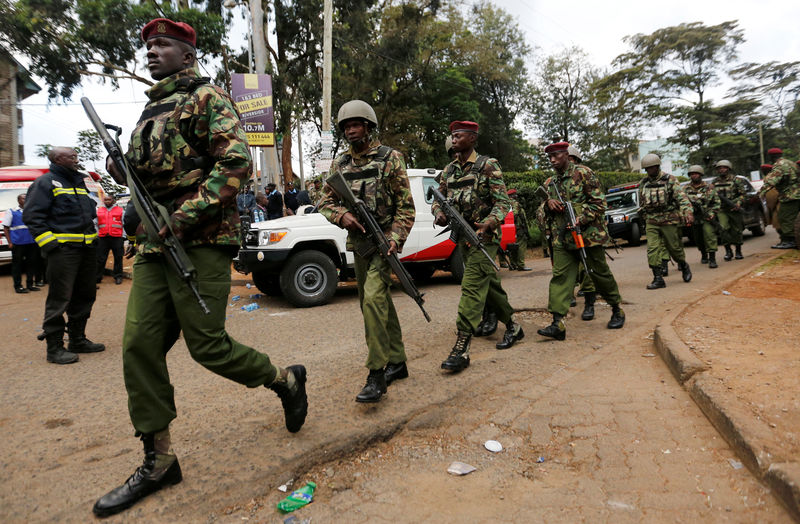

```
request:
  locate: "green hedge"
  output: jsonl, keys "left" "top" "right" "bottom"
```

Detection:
{"left": 504, "top": 170, "right": 643, "bottom": 247}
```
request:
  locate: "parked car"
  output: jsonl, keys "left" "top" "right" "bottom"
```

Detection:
{"left": 679, "top": 176, "right": 767, "bottom": 239}
{"left": 0, "top": 166, "right": 103, "bottom": 266}
{"left": 237, "top": 168, "right": 516, "bottom": 307}
{"left": 605, "top": 182, "right": 645, "bottom": 246}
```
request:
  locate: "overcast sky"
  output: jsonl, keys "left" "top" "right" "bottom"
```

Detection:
{"left": 18, "top": 0, "right": 800, "bottom": 170}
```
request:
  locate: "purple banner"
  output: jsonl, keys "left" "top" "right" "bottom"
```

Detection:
{"left": 231, "top": 73, "right": 274, "bottom": 146}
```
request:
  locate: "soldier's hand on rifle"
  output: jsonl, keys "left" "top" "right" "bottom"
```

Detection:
{"left": 685, "top": 212, "right": 694, "bottom": 226}
{"left": 387, "top": 240, "right": 398, "bottom": 255}
{"left": 546, "top": 198, "right": 564, "bottom": 213}
{"left": 340, "top": 211, "right": 366, "bottom": 233}
{"left": 474, "top": 221, "right": 492, "bottom": 239}
{"left": 125, "top": 242, "right": 137, "bottom": 259}
{"left": 158, "top": 224, "right": 183, "bottom": 241}
{"left": 434, "top": 212, "right": 448, "bottom": 226}
{"left": 105, "top": 156, "right": 125, "bottom": 185}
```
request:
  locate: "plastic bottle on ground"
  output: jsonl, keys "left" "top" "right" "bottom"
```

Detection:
{"left": 277, "top": 481, "right": 316, "bottom": 513}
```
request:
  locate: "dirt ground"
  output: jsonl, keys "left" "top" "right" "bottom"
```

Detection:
{"left": 675, "top": 250, "right": 800, "bottom": 465}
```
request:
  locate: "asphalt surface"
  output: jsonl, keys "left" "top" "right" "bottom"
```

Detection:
{"left": 0, "top": 232, "right": 791, "bottom": 522}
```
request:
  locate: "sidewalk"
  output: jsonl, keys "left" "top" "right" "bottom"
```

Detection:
{"left": 656, "top": 250, "right": 800, "bottom": 521}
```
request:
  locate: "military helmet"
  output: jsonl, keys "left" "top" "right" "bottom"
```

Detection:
{"left": 714, "top": 159, "right": 732, "bottom": 169}
{"left": 641, "top": 153, "right": 661, "bottom": 168}
{"left": 445, "top": 135, "right": 453, "bottom": 155}
{"left": 688, "top": 165, "right": 704, "bottom": 175}
{"left": 337, "top": 100, "right": 378, "bottom": 131}
{"left": 567, "top": 145, "right": 582, "bottom": 162}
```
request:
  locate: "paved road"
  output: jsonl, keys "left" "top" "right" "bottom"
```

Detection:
{"left": 0, "top": 233, "right": 791, "bottom": 522}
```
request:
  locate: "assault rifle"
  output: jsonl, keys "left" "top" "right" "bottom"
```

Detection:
{"left": 546, "top": 179, "right": 591, "bottom": 276}
{"left": 718, "top": 193, "right": 738, "bottom": 211}
{"left": 326, "top": 171, "right": 431, "bottom": 322}
{"left": 427, "top": 186, "right": 500, "bottom": 271}
{"left": 81, "top": 97, "right": 211, "bottom": 315}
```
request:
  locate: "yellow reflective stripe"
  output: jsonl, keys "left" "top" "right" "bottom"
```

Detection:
{"left": 84, "top": 233, "right": 97, "bottom": 243}
{"left": 75, "top": 188, "right": 88, "bottom": 195}
{"left": 52, "top": 188, "right": 77, "bottom": 196}
{"left": 35, "top": 232, "right": 56, "bottom": 247}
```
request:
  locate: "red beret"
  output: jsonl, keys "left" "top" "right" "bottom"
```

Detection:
{"left": 449, "top": 121, "right": 479, "bottom": 133}
{"left": 507, "top": 189, "right": 517, "bottom": 195}
{"left": 760, "top": 164, "right": 773, "bottom": 169}
{"left": 544, "top": 141, "right": 570, "bottom": 154}
{"left": 767, "top": 147, "right": 782, "bottom": 155}
{"left": 142, "top": 18, "right": 196, "bottom": 48}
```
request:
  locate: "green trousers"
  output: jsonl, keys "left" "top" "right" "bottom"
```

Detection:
{"left": 576, "top": 265, "right": 595, "bottom": 293}
{"left": 777, "top": 199, "right": 800, "bottom": 242}
{"left": 717, "top": 210, "right": 744, "bottom": 246}
{"left": 353, "top": 252, "right": 406, "bottom": 371}
{"left": 646, "top": 223, "right": 686, "bottom": 267}
{"left": 123, "top": 247, "right": 278, "bottom": 434}
{"left": 549, "top": 245, "right": 621, "bottom": 316}
{"left": 456, "top": 243, "right": 514, "bottom": 333}
{"left": 691, "top": 221, "right": 718, "bottom": 253}
{"left": 510, "top": 237, "right": 527, "bottom": 268}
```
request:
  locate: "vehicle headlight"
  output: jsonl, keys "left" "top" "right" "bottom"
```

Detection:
{"left": 608, "top": 214, "right": 628, "bottom": 223}
{"left": 258, "top": 229, "right": 288, "bottom": 246}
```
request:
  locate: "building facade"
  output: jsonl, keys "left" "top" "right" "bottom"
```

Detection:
{"left": 0, "top": 48, "right": 41, "bottom": 167}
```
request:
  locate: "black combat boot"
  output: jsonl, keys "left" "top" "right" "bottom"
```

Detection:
{"left": 661, "top": 259, "right": 669, "bottom": 277}
{"left": 355, "top": 369, "right": 387, "bottom": 403}
{"left": 724, "top": 245, "right": 733, "bottom": 261}
{"left": 569, "top": 296, "right": 577, "bottom": 307}
{"left": 384, "top": 361, "right": 409, "bottom": 386}
{"left": 46, "top": 333, "right": 79, "bottom": 364}
{"left": 646, "top": 266, "right": 666, "bottom": 289}
{"left": 267, "top": 365, "right": 308, "bottom": 432}
{"left": 475, "top": 310, "right": 497, "bottom": 337}
{"left": 441, "top": 331, "right": 471, "bottom": 372}
{"left": 537, "top": 314, "right": 566, "bottom": 341}
{"left": 708, "top": 251, "right": 718, "bottom": 268}
{"left": 67, "top": 320, "right": 105, "bottom": 353}
{"left": 496, "top": 321, "right": 524, "bottom": 349}
{"left": 700, "top": 251, "right": 708, "bottom": 264}
{"left": 607, "top": 305, "right": 625, "bottom": 329}
{"left": 581, "top": 292, "right": 596, "bottom": 321}
{"left": 93, "top": 433, "right": 182, "bottom": 518}
{"left": 678, "top": 260, "right": 692, "bottom": 282}
{"left": 735, "top": 245, "right": 743, "bottom": 259}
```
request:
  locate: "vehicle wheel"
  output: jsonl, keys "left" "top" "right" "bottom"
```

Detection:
{"left": 448, "top": 244, "right": 465, "bottom": 284}
{"left": 408, "top": 263, "right": 436, "bottom": 282}
{"left": 627, "top": 222, "right": 641, "bottom": 246}
{"left": 251, "top": 271, "right": 282, "bottom": 296}
{"left": 279, "top": 250, "right": 338, "bottom": 307}
{"left": 749, "top": 211, "right": 766, "bottom": 236}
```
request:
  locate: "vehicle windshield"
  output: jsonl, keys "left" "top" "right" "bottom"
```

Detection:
{"left": 0, "top": 185, "right": 32, "bottom": 212}
{"left": 606, "top": 191, "right": 636, "bottom": 210}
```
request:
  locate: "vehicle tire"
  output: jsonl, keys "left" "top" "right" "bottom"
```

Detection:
{"left": 749, "top": 211, "right": 766, "bottom": 237}
{"left": 627, "top": 222, "right": 642, "bottom": 246}
{"left": 279, "top": 250, "right": 338, "bottom": 307}
{"left": 448, "top": 244, "right": 465, "bottom": 284}
{"left": 252, "top": 271, "right": 282, "bottom": 296}
{"left": 408, "top": 263, "right": 436, "bottom": 282}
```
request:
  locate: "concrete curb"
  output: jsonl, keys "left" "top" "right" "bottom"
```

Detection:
{"left": 653, "top": 253, "right": 800, "bottom": 522}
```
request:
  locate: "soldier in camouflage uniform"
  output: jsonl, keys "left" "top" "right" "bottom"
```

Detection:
{"left": 638, "top": 153, "right": 693, "bottom": 289}
{"left": 685, "top": 165, "right": 721, "bottom": 268}
{"left": 760, "top": 148, "right": 800, "bottom": 249}
{"left": 711, "top": 159, "right": 748, "bottom": 260}
{"left": 318, "top": 100, "right": 415, "bottom": 402}
{"left": 537, "top": 142, "right": 624, "bottom": 340}
{"left": 567, "top": 146, "right": 598, "bottom": 320}
{"left": 507, "top": 190, "right": 532, "bottom": 271}
{"left": 432, "top": 120, "right": 523, "bottom": 372}
{"left": 93, "top": 19, "right": 308, "bottom": 518}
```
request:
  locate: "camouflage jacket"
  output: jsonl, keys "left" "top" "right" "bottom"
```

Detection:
{"left": 759, "top": 158, "right": 800, "bottom": 202}
{"left": 126, "top": 67, "right": 251, "bottom": 254}
{"left": 510, "top": 199, "right": 528, "bottom": 240}
{"left": 318, "top": 139, "right": 415, "bottom": 254}
{"left": 542, "top": 162, "right": 609, "bottom": 249}
{"left": 710, "top": 173, "right": 748, "bottom": 210}
{"left": 638, "top": 172, "right": 692, "bottom": 226}
{"left": 684, "top": 181, "right": 721, "bottom": 223}
{"left": 431, "top": 150, "right": 510, "bottom": 244}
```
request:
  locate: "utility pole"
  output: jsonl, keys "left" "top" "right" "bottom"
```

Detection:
{"left": 297, "top": 121, "right": 305, "bottom": 184}
{"left": 322, "top": 0, "right": 332, "bottom": 133}
{"left": 248, "top": 0, "right": 279, "bottom": 189}
{"left": 758, "top": 123, "right": 765, "bottom": 166}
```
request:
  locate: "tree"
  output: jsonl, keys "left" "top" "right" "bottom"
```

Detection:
{"left": 612, "top": 21, "right": 745, "bottom": 156}
{"left": 1, "top": 0, "right": 229, "bottom": 99}
{"left": 76, "top": 130, "right": 104, "bottom": 170}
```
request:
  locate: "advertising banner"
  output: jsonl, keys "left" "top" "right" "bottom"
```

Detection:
{"left": 231, "top": 73, "right": 275, "bottom": 147}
